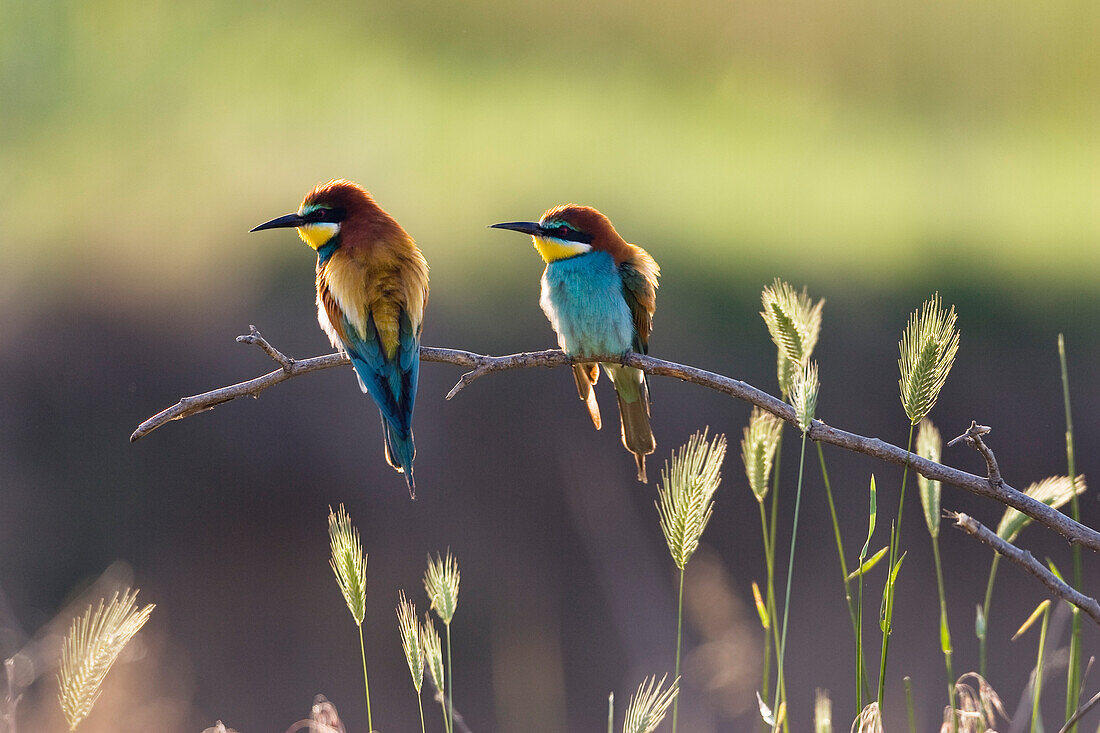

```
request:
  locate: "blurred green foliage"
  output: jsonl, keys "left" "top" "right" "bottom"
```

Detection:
{"left": 2, "top": 0, "right": 1097, "bottom": 306}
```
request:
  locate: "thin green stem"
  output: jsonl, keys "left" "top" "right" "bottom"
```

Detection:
{"left": 891, "top": 423, "right": 916, "bottom": 564}
{"left": 857, "top": 561, "right": 865, "bottom": 713}
{"left": 771, "top": 432, "right": 808, "bottom": 733}
{"left": 358, "top": 623, "right": 373, "bottom": 732}
{"left": 758, "top": 501, "right": 773, "bottom": 707}
{"left": 608, "top": 692, "right": 614, "bottom": 733}
{"left": 417, "top": 692, "right": 426, "bottom": 733}
{"left": 880, "top": 424, "right": 915, "bottom": 710}
{"left": 904, "top": 676, "right": 916, "bottom": 733}
{"left": 817, "top": 442, "right": 871, "bottom": 703}
{"left": 758, "top": 501, "right": 783, "bottom": 707}
{"left": 877, "top": 521, "right": 899, "bottom": 710}
{"left": 445, "top": 622, "right": 454, "bottom": 733}
{"left": 769, "top": 431, "right": 783, "bottom": 578}
{"left": 1059, "top": 334, "right": 1082, "bottom": 730}
{"left": 672, "top": 567, "right": 684, "bottom": 733}
{"left": 764, "top": 429, "right": 787, "bottom": 733}
{"left": 931, "top": 537, "right": 956, "bottom": 732}
{"left": 979, "top": 553, "right": 1000, "bottom": 680}
{"left": 1031, "top": 608, "right": 1050, "bottom": 733}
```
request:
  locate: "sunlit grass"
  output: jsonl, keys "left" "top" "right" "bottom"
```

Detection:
{"left": 58, "top": 589, "right": 155, "bottom": 731}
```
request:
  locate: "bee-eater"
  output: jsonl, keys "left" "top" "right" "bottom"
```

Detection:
{"left": 491, "top": 205, "right": 660, "bottom": 481}
{"left": 252, "top": 180, "right": 429, "bottom": 497}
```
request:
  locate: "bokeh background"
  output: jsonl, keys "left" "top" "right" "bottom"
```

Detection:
{"left": 2, "top": 0, "right": 1098, "bottom": 730}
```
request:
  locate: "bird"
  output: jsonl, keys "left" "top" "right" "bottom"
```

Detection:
{"left": 491, "top": 205, "right": 660, "bottom": 481}
{"left": 251, "top": 180, "right": 429, "bottom": 497}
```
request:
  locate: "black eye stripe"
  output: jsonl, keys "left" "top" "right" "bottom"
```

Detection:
{"left": 306, "top": 207, "right": 346, "bottom": 223}
{"left": 544, "top": 223, "right": 593, "bottom": 244}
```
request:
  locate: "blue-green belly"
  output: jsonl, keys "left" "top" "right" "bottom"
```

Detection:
{"left": 540, "top": 250, "right": 633, "bottom": 358}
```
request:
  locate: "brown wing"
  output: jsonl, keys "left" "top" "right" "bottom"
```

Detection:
{"left": 618, "top": 248, "right": 659, "bottom": 353}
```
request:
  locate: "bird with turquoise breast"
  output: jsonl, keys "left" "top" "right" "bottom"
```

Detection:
{"left": 491, "top": 205, "right": 660, "bottom": 481}
{"left": 252, "top": 180, "right": 429, "bottom": 497}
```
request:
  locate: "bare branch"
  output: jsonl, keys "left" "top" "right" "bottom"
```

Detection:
{"left": 130, "top": 328, "right": 1100, "bottom": 554}
{"left": 950, "top": 512, "right": 1100, "bottom": 627}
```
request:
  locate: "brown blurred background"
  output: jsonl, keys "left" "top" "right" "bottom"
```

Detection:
{"left": 2, "top": 0, "right": 1098, "bottom": 730}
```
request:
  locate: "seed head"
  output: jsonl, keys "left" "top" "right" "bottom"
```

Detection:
{"left": 58, "top": 588, "right": 155, "bottom": 731}
{"left": 622, "top": 675, "right": 679, "bottom": 733}
{"left": 328, "top": 504, "right": 367, "bottom": 625}
{"left": 916, "top": 419, "right": 943, "bottom": 538}
{"left": 898, "top": 294, "right": 959, "bottom": 425}
{"left": 424, "top": 551, "right": 460, "bottom": 625}
{"left": 760, "top": 279, "right": 824, "bottom": 396}
{"left": 656, "top": 430, "right": 726, "bottom": 569}
{"left": 741, "top": 408, "right": 783, "bottom": 503}
{"left": 397, "top": 590, "right": 424, "bottom": 693}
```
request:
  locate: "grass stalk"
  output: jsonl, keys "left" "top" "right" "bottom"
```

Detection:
{"left": 672, "top": 568, "right": 684, "bottom": 733}
{"left": 1030, "top": 606, "right": 1050, "bottom": 733}
{"left": 764, "top": 434, "right": 783, "bottom": 725}
{"left": 1058, "top": 334, "right": 1082, "bottom": 730}
{"left": 358, "top": 624, "right": 373, "bottom": 731}
{"left": 658, "top": 431, "right": 726, "bottom": 733}
{"left": 857, "top": 564, "right": 866, "bottom": 714}
{"left": 771, "top": 431, "right": 808, "bottom": 732}
{"left": 931, "top": 537, "right": 956, "bottom": 731}
{"left": 878, "top": 424, "right": 915, "bottom": 709}
{"left": 328, "top": 506, "right": 371, "bottom": 732}
{"left": 445, "top": 622, "right": 454, "bottom": 733}
{"left": 877, "top": 529, "right": 905, "bottom": 710}
{"left": 758, "top": 500, "right": 785, "bottom": 722}
{"left": 904, "top": 677, "right": 916, "bottom": 733}
{"left": 979, "top": 553, "right": 1000, "bottom": 679}
{"left": 817, "top": 443, "right": 872, "bottom": 703}
{"left": 856, "top": 476, "right": 878, "bottom": 715}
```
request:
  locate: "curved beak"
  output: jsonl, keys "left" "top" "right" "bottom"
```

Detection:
{"left": 489, "top": 221, "right": 544, "bottom": 237}
{"left": 250, "top": 213, "right": 305, "bottom": 232}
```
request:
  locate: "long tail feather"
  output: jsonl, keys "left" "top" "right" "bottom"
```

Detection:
{"left": 572, "top": 363, "right": 602, "bottom": 429}
{"left": 606, "top": 364, "right": 655, "bottom": 482}
{"left": 381, "top": 413, "right": 417, "bottom": 498}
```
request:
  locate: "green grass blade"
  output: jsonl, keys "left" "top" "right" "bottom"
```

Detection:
{"left": 1059, "top": 334, "right": 1083, "bottom": 730}
{"left": 847, "top": 546, "right": 890, "bottom": 581}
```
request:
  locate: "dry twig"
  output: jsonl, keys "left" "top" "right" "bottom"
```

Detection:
{"left": 950, "top": 512, "right": 1100, "bottom": 626}
{"left": 1059, "top": 688, "right": 1100, "bottom": 733}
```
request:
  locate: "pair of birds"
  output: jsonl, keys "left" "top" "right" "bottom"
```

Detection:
{"left": 252, "top": 180, "right": 660, "bottom": 497}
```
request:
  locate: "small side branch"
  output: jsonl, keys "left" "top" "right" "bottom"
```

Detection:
{"left": 948, "top": 421, "right": 1001, "bottom": 485}
{"left": 129, "top": 328, "right": 1100, "bottom": 555}
{"left": 951, "top": 512, "right": 1100, "bottom": 627}
{"left": 238, "top": 325, "right": 295, "bottom": 371}
{"left": 1059, "top": 689, "right": 1100, "bottom": 733}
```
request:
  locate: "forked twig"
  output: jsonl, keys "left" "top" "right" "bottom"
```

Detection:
{"left": 1059, "top": 688, "right": 1100, "bottom": 733}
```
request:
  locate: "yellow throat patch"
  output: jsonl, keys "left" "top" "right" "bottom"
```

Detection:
{"left": 297, "top": 222, "right": 340, "bottom": 250}
{"left": 533, "top": 236, "right": 591, "bottom": 263}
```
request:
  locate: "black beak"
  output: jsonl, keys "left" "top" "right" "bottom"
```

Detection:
{"left": 489, "top": 221, "right": 544, "bottom": 237}
{"left": 250, "top": 213, "right": 306, "bottom": 232}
